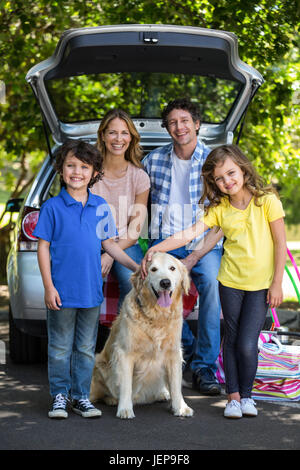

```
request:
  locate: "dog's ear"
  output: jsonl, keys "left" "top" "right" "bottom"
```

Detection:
{"left": 131, "top": 267, "right": 144, "bottom": 292}
{"left": 180, "top": 263, "right": 191, "bottom": 296}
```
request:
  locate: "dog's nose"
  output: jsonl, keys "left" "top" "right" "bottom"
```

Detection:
{"left": 160, "top": 278, "right": 171, "bottom": 289}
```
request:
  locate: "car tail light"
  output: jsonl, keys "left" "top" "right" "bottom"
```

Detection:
{"left": 18, "top": 207, "right": 40, "bottom": 251}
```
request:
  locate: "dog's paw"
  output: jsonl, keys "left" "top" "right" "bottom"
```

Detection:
{"left": 172, "top": 403, "right": 194, "bottom": 417}
{"left": 116, "top": 407, "right": 135, "bottom": 419}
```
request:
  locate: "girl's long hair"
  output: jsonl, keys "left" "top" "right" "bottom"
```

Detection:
{"left": 200, "top": 144, "right": 276, "bottom": 212}
{"left": 97, "top": 109, "right": 143, "bottom": 168}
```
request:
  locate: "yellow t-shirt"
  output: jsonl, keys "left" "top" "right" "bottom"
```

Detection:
{"left": 202, "top": 193, "right": 285, "bottom": 291}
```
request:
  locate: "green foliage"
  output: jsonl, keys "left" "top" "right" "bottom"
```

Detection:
{"left": 0, "top": 0, "right": 299, "bottom": 223}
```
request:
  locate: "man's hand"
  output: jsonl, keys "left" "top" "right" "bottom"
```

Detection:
{"left": 180, "top": 252, "right": 201, "bottom": 272}
{"left": 181, "top": 226, "right": 224, "bottom": 271}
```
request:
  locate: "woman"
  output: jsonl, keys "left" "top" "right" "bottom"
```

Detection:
{"left": 91, "top": 109, "right": 150, "bottom": 311}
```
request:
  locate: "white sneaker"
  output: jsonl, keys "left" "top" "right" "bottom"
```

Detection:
{"left": 224, "top": 400, "right": 242, "bottom": 419}
{"left": 241, "top": 398, "right": 258, "bottom": 416}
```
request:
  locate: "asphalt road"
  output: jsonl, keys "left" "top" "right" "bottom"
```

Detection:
{"left": 0, "top": 288, "right": 299, "bottom": 453}
{"left": 1, "top": 356, "right": 300, "bottom": 452}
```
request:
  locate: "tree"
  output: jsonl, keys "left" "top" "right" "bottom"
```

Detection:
{"left": 0, "top": 0, "right": 299, "bottom": 205}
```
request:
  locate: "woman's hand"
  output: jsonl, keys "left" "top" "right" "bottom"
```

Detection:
{"left": 101, "top": 252, "right": 114, "bottom": 277}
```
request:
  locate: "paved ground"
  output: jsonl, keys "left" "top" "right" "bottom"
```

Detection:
{"left": 0, "top": 286, "right": 299, "bottom": 452}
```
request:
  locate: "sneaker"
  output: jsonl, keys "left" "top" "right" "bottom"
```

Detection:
{"left": 192, "top": 367, "right": 221, "bottom": 395}
{"left": 72, "top": 398, "right": 102, "bottom": 418}
{"left": 48, "top": 393, "right": 69, "bottom": 419}
{"left": 241, "top": 398, "right": 258, "bottom": 417}
{"left": 224, "top": 400, "right": 242, "bottom": 419}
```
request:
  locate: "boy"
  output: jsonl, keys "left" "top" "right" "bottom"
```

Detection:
{"left": 33, "top": 139, "right": 139, "bottom": 419}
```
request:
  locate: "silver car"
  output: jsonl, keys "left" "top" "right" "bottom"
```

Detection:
{"left": 6, "top": 24, "right": 263, "bottom": 363}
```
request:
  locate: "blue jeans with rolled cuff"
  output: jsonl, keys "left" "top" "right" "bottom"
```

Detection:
{"left": 150, "top": 240, "right": 222, "bottom": 373}
{"left": 47, "top": 306, "right": 100, "bottom": 399}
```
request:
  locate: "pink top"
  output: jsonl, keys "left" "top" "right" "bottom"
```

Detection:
{"left": 91, "top": 162, "right": 150, "bottom": 239}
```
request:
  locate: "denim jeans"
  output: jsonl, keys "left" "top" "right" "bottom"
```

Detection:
{"left": 47, "top": 306, "right": 100, "bottom": 399}
{"left": 219, "top": 283, "right": 268, "bottom": 398}
{"left": 111, "top": 243, "right": 144, "bottom": 312}
{"left": 150, "top": 240, "right": 222, "bottom": 373}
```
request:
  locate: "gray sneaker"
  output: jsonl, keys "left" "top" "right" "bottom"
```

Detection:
{"left": 48, "top": 393, "right": 69, "bottom": 419}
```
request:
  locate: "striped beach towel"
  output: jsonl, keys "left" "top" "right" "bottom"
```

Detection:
{"left": 252, "top": 378, "right": 300, "bottom": 401}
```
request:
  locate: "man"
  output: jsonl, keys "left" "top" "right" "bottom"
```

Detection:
{"left": 142, "top": 98, "right": 223, "bottom": 395}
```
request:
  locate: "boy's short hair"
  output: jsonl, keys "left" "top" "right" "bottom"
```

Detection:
{"left": 161, "top": 98, "right": 202, "bottom": 135}
{"left": 55, "top": 139, "right": 103, "bottom": 188}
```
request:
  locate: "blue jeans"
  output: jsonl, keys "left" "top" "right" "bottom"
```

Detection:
{"left": 47, "top": 306, "right": 100, "bottom": 399}
{"left": 150, "top": 240, "right": 222, "bottom": 373}
{"left": 111, "top": 243, "right": 144, "bottom": 312}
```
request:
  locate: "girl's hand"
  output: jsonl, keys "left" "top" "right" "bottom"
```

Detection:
{"left": 101, "top": 252, "right": 114, "bottom": 277}
{"left": 141, "top": 249, "right": 156, "bottom": 279}
{"left": 267, "top": 282, "right": 283, "bottom": 309}
{"left": 45, "top": 286, "right": 62, "bottom": 311}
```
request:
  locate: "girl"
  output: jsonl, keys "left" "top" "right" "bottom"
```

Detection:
{"left": 92, "top": 109, "right": 150, "bottom": 312}
{"left": 142, "top": 144, "right": 286, "bottom": 419}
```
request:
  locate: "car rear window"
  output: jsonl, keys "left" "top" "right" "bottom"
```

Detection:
{"left": 46, "top": 72, "right": 242, "bottom": 124}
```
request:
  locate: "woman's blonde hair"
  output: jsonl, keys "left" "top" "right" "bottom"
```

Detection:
{"left": 97, "top": 109, "right": 143, "bottom": 168}
{"left": 200, "top": 144, "right": 276, "bottom": 212}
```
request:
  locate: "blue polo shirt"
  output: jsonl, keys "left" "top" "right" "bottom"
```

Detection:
{"left": 33, "top": 187, "right": 117, "bottom": 308}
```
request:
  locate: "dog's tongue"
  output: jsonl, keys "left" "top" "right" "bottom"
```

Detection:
{"left": 157, "top": 291, "right": 172, "bottom": 308}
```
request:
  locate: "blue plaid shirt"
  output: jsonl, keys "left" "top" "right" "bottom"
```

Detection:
{"left": 142, "top": 140, "right": 223, "bottom": 250}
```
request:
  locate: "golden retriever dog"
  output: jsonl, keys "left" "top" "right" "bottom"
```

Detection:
{"left": 90, "top": 252, "right": 194, "bottom": 419}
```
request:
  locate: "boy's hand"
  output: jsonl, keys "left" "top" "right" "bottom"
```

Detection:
{"left": 45, "top": 286, "right": 62, "bottom": 311}
{"left": 267, "top": 282, "right": 283, "bottom": 309}
{"left": 141, "top": 249, "right": 156, "bottom": 279}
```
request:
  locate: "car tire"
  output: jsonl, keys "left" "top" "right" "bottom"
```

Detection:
{"left": 9, "top": 306, "right": 47, "bottom": 364}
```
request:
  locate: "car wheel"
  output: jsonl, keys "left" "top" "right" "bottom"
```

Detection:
{"left": 9, "top": 306, "right": 47, "bottom": 364}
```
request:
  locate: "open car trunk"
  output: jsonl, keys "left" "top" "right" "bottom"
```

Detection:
{"left": 26, "top": 24, "right": 264, "bottom": 149}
